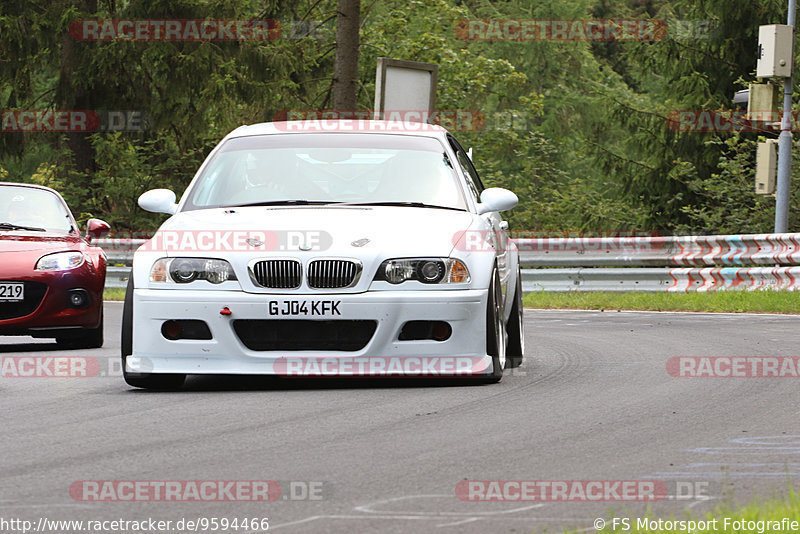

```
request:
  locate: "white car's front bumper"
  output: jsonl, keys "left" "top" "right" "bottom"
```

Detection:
{"left": 129, "top": 288, "right": 493, "bottom": 376}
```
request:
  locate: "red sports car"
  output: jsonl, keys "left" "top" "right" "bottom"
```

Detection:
{"left": 0, "top": 182, "right": 110, "bottom": 348}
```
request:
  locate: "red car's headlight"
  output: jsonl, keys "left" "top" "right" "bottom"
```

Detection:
{"left": 35, "top": 251, "right": 85, "bottom": 271}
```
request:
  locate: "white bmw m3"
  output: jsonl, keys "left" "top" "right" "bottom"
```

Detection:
{"left": 122, "top": 120, "right": 524, "bottom": 388}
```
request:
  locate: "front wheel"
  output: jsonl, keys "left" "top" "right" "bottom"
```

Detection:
{"left": 121, "top": 277, "right": 185, "bottom": 390}
{"left": 479, "top": 268, "right": 506, "bottom": 384}
{"left": 505, "top": 266, "right": 524, "bottom": 369}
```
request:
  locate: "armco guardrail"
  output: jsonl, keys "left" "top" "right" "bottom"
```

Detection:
{"left": 518, "top": 233, "right": 800, "bottom": 292}
{"left": 521, "top": 266, "right": 800, "bottom": 292}
{"left": 517, "top": 233, "right": 800, "bottom": 267}
{"left": 96, "top": 233, "right": 800, "bottom": 292}
{"left": 98, "top": 238, "right": 146, "bottom": 289}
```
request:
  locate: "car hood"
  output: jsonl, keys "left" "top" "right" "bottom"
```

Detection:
{"left": 0, "top": 233, "right": 83, "bottom": 253}
{"left": 151, "top": 206, "right": 480, "bottom": 258}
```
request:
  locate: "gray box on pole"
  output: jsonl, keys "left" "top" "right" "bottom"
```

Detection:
{"left": 757, "top": 24, "right": 794, "bottom": 78}
{"left": 756, "top": 139, "right": 778, "bottom": 195}
{"left": 747, "top": 83, "right": 781, "bottom": 122}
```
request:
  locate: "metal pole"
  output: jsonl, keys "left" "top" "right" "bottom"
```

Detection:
{"left": 775, "top": 0, "right": 797, "bottom": 233}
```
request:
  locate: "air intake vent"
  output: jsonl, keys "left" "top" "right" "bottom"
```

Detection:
{"left": 233, "top": 319, "right": 377, "bottom": 351}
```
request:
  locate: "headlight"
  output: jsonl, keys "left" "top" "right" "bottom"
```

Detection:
{"left": 373, "top": 258, "right": 470, "bottom": 284}
{"left": 150, "top": 258, "right": 237, "bottom": 284}
{"left": 36, "top": 252, "right": 84, "bottom": 271}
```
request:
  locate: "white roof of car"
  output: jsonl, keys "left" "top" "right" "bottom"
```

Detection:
{"left": 227, "top": 120, "right": 449, "bottom": 139}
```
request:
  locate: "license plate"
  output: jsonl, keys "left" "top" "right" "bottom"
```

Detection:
{"left": 268, "top": 300, "right": 341, "bottom": 316}
{"left": 0, "top": 282, "right": 24, "bottom": 302}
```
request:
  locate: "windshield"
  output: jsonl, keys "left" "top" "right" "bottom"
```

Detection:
{"left": 0, "top": 185, "right": 73, "bottom": 233}
{"left": 183, "top": 134, "right": 467, "bottom": 211}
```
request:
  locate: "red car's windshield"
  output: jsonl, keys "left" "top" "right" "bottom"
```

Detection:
{"left": 0, "top": 185, "right": 73, "bottom": 233}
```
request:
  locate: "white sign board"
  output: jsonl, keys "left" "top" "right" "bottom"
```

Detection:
{"left": 374, "top": 58, "right": 438, "bottom": 120}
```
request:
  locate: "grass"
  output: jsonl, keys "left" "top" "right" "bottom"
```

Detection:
{"left": 103, "top": 288, "right": 127, "bottom": 301}
{"left": 595, "top": 488, "right": 799, "bottom": 534}
{"left": 524, "top": 290, "right": 800, "bottom": 314}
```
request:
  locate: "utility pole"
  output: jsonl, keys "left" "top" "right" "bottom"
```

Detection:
{"left": 775, "top": 0, "right": 797, "bottom": 233}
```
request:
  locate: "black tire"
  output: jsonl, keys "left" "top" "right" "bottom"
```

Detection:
{"left": 479, "top": 268, "right": 506, "bottom": 384}
{"left": 121, "top": 277, "right": 185, "bottom": 390}
{"left": 505, "top": 266, "right": 524, "bottom": 369}
{"left": 57, "top": 308, "right": 104, "bottom": 349}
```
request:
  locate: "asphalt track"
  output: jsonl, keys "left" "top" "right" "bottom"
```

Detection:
{"left": 1, "top": 302, "right": 799, "bottom": 533}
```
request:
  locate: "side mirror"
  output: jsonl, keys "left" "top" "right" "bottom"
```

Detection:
{"left": 86, "top": 218, "right": 110, "bottom": 242}
{"left": 138, "top": 189, "right": 178, "bottom": 215}
{"left": 476, "top": 188, "right": 518, "bottom": 215}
